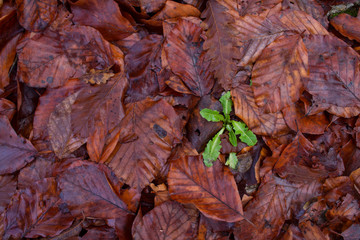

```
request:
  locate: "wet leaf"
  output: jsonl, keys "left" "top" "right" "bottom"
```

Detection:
{"left": 251, "top": 34, "right": 308, "bottom": 113}
{"left": 304, "top": 35, "right": 360, "bottom": 117}
{"left": 219, "top": 91, "right": 232, "bottom": 116}
{"left": 105, "top": 98, "right": 183, "bottom": 190}
{"left": 132, "top": 201, "right": 191, "bottom": 240}
{"left": 0, "top": 98, "right": 16, "bottom": 121}
{"left": 164, "top": 18, "right": 213, "bottom": 96}
{"left": 4, "top": 178, "right": 73, "bottom": 239}
{"left": 125, "top": 35, "right": 163, "bottom": 102}
{"left": 231, "top": 85, "right": 289, "bottom": 136}
{"left": 69, "top": 0, "right": 134, "bottom": 41}
{"left": 58, "top": 160, "right": 135, "bottom": 219}
{"left": 0, "top": 175, "right": 16, "bottom": 212}
{"left": 168, "top": 155, "right": 244, "bottom": 222}
{"left": 232, "top": 120, "right": 257, "bottom": 146}
{"left": 330, "top": 13, "right": 360, "bottom": 43}
{"left": 16, "top": 0, "right": 57, "bottom": 32}
{"left": 234, "top": 173, "right": 322, "bottom": 240}
{"left": 0, "top": 115, "right": 37, "bottom": 175}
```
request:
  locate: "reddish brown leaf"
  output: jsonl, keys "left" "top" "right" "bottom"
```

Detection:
{"left": 0, "top": 33, "right": 21, "bottom": 93}
{"left": 32, "top": 79, "right": 84, "bottom": 152}
{"left": 168, "top": 155, "right": 244, "bottom": 222}
{"left": 69, "top": 0, "right": 134, "bottom": 41}
{"left": 282, "top": 101, "right": 329, "bottom": 135}
{"left": 299, "top": 221, "right": 328, "bottom": 240}
{"left": 4, "top": 178, "right": 73, "bottom": 239}
{"left": 251, "top": 34, "right": 308, "bottom": 112}
{"left": 350, "top": 168, "right": 360, "bottom": 194}
{"left": 282, "top": 0, "right": 327, "bottom": 27}
{"left": 201, "top": 0, "right": 239, "bottom": 89}
{"left": 0, "top": 98, "right": 16, "bottom": 121}
{"left": 304, "top": 35, "right": 360, "bottom": 118}
{"left": 70, "top": 74, "right": 127, "bottom": 161}
{"left": 0, "top": 175, "right": 16, "bottom": 212}
{"left": 105, "top": 98, "right": 183, "bottom": 190}
{"left": 150, "top": 1, "right": 200, "bottom": 21}
{"left": 58, "top": 160, "right": 136, "bottom": 219}
{"left": 139, "top": 0, "right": 165, "bottom": 14}
{"left": 15, "top": 0, "right": 57, "bottom": 32}
{"left": 164, "top": 18, "right": 213, "bottom": 96}
{"left": 0, "top": 115, "right": 37, "bottom": 175}
{"left": 125, "top": 34, "right": 163, "bottom": 102}
{"left": 16, "top": 31, "right": 79, "bottom": 88}
{"left": 231, "top": 85, "right": 289, "bottom": 136}
{"left": 234, "top": 173, "right": 322, "bottom": 240}
{"left": 60, "top": 25, "right": 115, "bottom": 74}
{"left": 132, "top": 201, "right": 191, "bottom": 240}
{"left": 326, "top": 193, "right": 360, "bottom": 221}
{"left": 236, "top": 0, "right": 280, "bottom": 16}
{"left": 341, "top": 224, "right": 360, "bottom": 240}
{"left": 330, "top": 13, "right": 360, "bottom": 43}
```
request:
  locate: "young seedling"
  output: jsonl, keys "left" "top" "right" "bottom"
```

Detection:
{"left": 200, "top": 91, "right": 257, "bottom": 168}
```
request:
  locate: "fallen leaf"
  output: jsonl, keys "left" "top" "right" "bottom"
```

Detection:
{"left": 15, "top": 0, "right": 57, "bottom": 32}
{"left": 231, "top": 85, "right": 289, "bottom": 136}
{"left": 0, "top": 98, "right": 16, "bottom": 121}
{"left": 251, "top": 34, "right": 308, "bottom": 113}
{"left": 164, "top": 18, "right": 213, "bottom": 96}
{"left": 69, "top": 0, "right": 134, "bottom": 41}
{"left": 0, "top": 115, "right": 37, "bottom": 175}
{"left": 330, "top": 13, "right": 360, "bottom": 43}
{"left": 125, "top": 34, "right": 163, "bottom": 103}
{"left": 132, "top": 201, "right": 192, "bottom": 240}
{"left": 168, "top": 155, "right": 244, "bottom": 222}
{"left": 58, "top": 160, "right": 136, "bottom": 219}
{"left": 105, "top": 98, "right": 183, "bottom": 190}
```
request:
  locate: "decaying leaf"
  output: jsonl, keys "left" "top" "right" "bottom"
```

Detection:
{"left": 105, "top": 98, "right": 183, "bottom": 190}
{"left": 0, "top": 115, "right": 37, "bottom": 175}
{"left": 164, "top": 18, "right": 213, "bottom": 96}
{"left": 168, "top": 155, "right": 244, "bottom": 222}
{"left": 132, "top": 201, "right": 191, "bottom": 240}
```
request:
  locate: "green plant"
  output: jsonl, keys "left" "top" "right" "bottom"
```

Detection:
{"left": 200, "top": 91, "right": 257, "bottom": 168}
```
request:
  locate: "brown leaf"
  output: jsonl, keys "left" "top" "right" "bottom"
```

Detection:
{"left": 282, "top": 100, "right": 329, "bottom": 135}
{"left": 151, "top": 1, "right": 200, "bottom": 21}
{"left": 60, "top": 25, "right": 115, "bottom": 74}
{"left": 234, "top": 173, "right": 322, "bottom": 240}
{"left": 32, "top": 79, "right": 84, "bottom": 152}
{"left": 15, "top": 0, "right": 57, "bottom": 32}
{"left": 0, "top": 33, "right": 21, "bottom": 93}
{"left": 304, "top": 35, "right": 360, "bottom": 117}
{"left": 0, "top": 175, "right": 16, "bottom": 212}
{"left": 341, "top": 224, "right": 360, "bottom": 240}
{"left": 125, "top": 34, "right": 163, "bottom": 103}
{"left": 139, "top": 0, "right": 166, "bottom": 14}
{"left": 70, "top": 74, "right": 127, "bottom": 161}
{"left": 326, "top": 193, "right": 360, "bottom": 221}
{"left": 231, "top": 85, "right": 289, "bottom": 136}
{"left": 0, "top": 98, "right": 16, "bottom": 121}
{"left": 350, "top": 168, "right": 360, "bottom": 194}
{"left": 105, "top": 98, "right": 182, "bottom": 190}
{"left": 58, "top": 160, "right": 135, "bottom": 219}
{"left": 236, "top": 0, "right": 281, "bottom": 16}
{"left": 69, "top": 0, "right": 134, "bottom": 41}
{"left": 168, "top": 155, "right": 244, "bottom": 222}
{"left": 164, "top": 18, "right": 213, "bottom": 96}
{"left": 299, "top": 221, "right": 327, "bottom": 240}
{"left": 132, "top": 201, "right": 191, "bottom": 240}
{"left": 4, "top": 178, "right": 73, "bottom": 239}
{"left": 330, "top": 13, "right": 360, "bottom": 43}
{"left": 282, "top": 0, "right": 328, "bottom": 28}
{"left": 201, "top": 0, "right": 241, "bottom": 89}
{"left": 150, "top": 183, "right": 170, "bottom": 207}
{"left": 251, "top": 34, "right": 308, "bottom": 112}
{"left": 0, "top": 115, "right": 37, "bottom": 175}
{"left": 16, "top": 31, "right": 79, "bottom": 88}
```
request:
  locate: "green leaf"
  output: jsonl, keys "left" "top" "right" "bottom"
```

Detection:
{"left": 200, "top": 108, "right": 225, "bottom": 122}
{"left": 232, "top": 120, "right": 257, "bottom": 146}
{"left": 219, "top": 91, "right": 233, "bottom": 116}
{"left": 202, "top": 127, "right": 225, "bottom": 166}
{"left": 226, "top": 152, "right": 238, "bottom": 169}
{"left": 226, "top": 124, "right": 237, "bottom": 147}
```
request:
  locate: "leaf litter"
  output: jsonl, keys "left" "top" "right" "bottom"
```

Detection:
{"left": 1, "top": 0, "right": 360, "bottom": 239}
